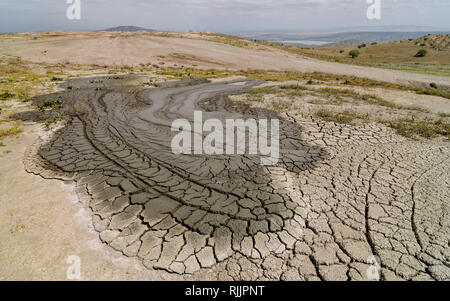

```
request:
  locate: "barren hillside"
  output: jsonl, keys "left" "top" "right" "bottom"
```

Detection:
{"left": 1, "top": 31, "right": 449, "bottom": 89}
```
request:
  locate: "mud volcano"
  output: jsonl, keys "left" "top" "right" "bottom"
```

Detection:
{"left": 21, "top": 75, "right": 449, "bottom": 280}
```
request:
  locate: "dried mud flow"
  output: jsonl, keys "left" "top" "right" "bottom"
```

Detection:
{"left": 19, "top": 75, "right": 449, "bottom": 281}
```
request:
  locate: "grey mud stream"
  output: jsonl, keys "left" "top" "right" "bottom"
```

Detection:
{"left": 18, "top": 75, "right": 449, "bottom": 281}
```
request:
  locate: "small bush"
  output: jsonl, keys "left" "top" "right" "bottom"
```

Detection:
{"left": 358, "top": 44, "right": 366, "bottom": 49}
{"left": 349, "top": 50, "right": 360, "bottom": 59}
{"left": 415, "top": 49, "right": 427, "bottom": 57}
{"left": 0, "top": 91, "right": 15, "bottom": 100}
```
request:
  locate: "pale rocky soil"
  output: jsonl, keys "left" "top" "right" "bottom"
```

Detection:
{"left": 1, "top": 32, "right": 449, "bottom": 89}
{"left": 0, "top": 33, "right": 449, "bottom": 281}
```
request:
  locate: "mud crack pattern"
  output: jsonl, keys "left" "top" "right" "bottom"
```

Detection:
{"left": 24, "top": 76, "right": 449, "bottom": 280}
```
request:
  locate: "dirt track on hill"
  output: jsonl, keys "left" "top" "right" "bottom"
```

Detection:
{"left": 1, "top": 33, "right": 450, "bottom": 89}
{"left": 12, "top": 75, "right": 449, "bottom": 281}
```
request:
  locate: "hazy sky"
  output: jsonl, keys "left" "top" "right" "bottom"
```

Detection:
{"left": 1, "top": 0, "right": 450, "bottom": 33}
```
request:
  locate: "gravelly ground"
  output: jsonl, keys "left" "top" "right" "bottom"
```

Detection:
{"left": 15, "top": 75, "right": 450, "bottom": 281}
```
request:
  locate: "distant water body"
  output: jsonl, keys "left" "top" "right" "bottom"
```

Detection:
{"left": 276, "top": 40, "right": 331, "bottom": 46}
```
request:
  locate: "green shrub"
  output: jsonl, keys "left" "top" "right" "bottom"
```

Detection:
{"left": 349, "top": 50, "right": 360, "bottom": 59}
{"left": 415, "top": 49, "right": 427, "bottom": 57}
{"left": 0, "top": 91, "right": 15, "bottom": 100}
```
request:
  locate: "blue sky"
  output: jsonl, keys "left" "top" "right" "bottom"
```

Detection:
{"left": 1, "top": 0, "right": 449, "bottom": 33}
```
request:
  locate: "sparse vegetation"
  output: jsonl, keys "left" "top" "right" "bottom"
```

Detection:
{"left": 45, "top": 115, "right": 65, "bottom": 129}
{"left": 157, "top": 67, "right": 414, "bottom": 91}
{"left": 0, "top": 122, "right": 23, "bottom": 138}
{"left": 387, "top": 118, "right": 450, "bottom": 139}
{"left": 245, "top": 84, "right": 430, "bottom": 113}
{"left": 0, "top": 57, "right": 47, "bottom": 103}
{"left": 37, "top": 99, "right": 63, "bottom": 112}
{"left": 270, "top": 100, "right": 292, "bottom": 113}
{"left": 414, "top": 88, "right": 450, "bottom": 100}
{"left": 314, "top": 108, "right": 368, "bottom": 124}
{"left": 260, "top": 34, "right": 450, "bottom": 76}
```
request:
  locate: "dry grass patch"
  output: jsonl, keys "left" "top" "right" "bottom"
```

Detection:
{"left": 0, "top": 121, "right": 23, "bottom": 139}
{"left": 314, "top": 108, "right": 369, "bottom": 125}
{"left": 387, "top": 118, "right": 450, "bottom": 139}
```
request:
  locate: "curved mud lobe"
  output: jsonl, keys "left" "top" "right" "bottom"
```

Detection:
{"left": 20, "top": 75, "right": 327, "bottom": 274}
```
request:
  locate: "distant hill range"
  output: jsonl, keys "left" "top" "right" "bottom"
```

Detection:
{"left": 238, "top": 31, "right": 450, "bottom": 47}
{"left": 98, "top": 26, "right": 157, "bottom": 32}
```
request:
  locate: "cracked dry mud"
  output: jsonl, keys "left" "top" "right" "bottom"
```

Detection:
{"left": 22, "top": 75, "right": 449, "bottom": 281}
